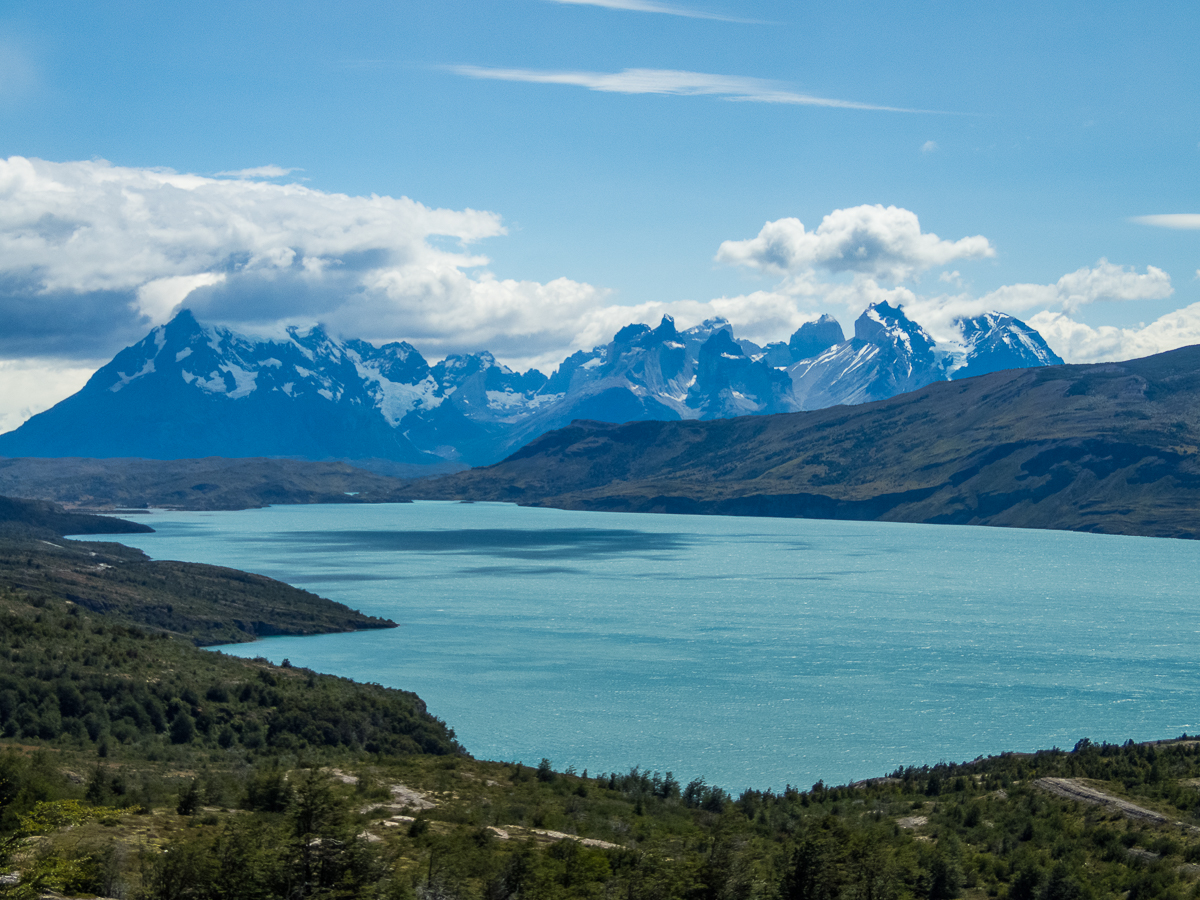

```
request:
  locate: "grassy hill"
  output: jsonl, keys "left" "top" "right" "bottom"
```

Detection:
{"left": 414, "top": 345, "right": 1200, "bottom": 539}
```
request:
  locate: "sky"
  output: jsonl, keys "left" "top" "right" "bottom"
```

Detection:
{"left": 0, "top": 0, "right": 1197, "bottom": 431}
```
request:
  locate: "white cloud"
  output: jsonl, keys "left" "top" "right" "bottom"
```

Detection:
{"left": 1028, "top": 304, "right": 1200, "bottom": 364}
{"left": 449, "top": 66, "right": 927, "bottom": 112}
{"left": 543, "top": 0, "right": 758, "bottom": 21}
{"left": 921, "top": 140, "right": 938, "bottom": 153}
{"left": 0, "top": 357, "right": 99, "bottom": 434}
{"left": 574, "top": 291, "right": 827, "bottom": 351}
{"left": 975, "top": 259, "right": 1172, "bottom": 314}
{"left": 214, "top": 165, "right": 303, "bottom": 179}
{"left": 716, "top": 205, "right": 994, "bottom": 281}
{"left": 135, "top": 273, "right": 228, "bottom": 324}
{"left": 0, "top": 156, "right": 615, "bottom": 365}
{"left": 1133, "top": 214, "right": 1200, "bottom": 229}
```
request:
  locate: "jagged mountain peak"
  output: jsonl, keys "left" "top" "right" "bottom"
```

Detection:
{"left": 948, "top": 311, "right": 1064, "bottom": 381}
{"left": 854, "top": 302, "right": 933, "bottom": 350}
{"left": 699, "top": 327, "right": 743, "bottom": 357}
{"left": 788, "top": 314, "right": 845, "bottom": 362}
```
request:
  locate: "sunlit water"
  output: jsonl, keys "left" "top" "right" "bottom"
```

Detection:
{"left": 81, "top": 502, "right": 1200, "bottom": 792}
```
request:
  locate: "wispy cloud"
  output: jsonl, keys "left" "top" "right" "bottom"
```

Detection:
{"left": 215, "top": 165, "right": 303, "bottom": 179}
{"left": 449, "top": 66, "right": 930, "bottom": 112}
{"left": 1133, "top": 214, "right": 1200, "bottom": 230}
{"left": 543, "top": 0, "right": 760, "bottom": 23}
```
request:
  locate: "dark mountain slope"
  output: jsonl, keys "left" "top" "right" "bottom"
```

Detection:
{"left": 415, "top": 345, "right": 1200, "bottom": 539}
{"left": 0, "top": 456, "right": 420, "bottom": 510}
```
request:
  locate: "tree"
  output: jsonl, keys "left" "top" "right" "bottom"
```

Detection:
{"left": 169, "top": 711, "right": 195, "bottom": 745}
{"left": 176, "top": 778, "right": 201, "bottom": 816}
{"left": 781, "top": 838, "right": 834, "bottom": 900}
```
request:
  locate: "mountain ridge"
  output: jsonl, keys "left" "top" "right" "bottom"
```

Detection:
{"left": 0, "top": 303, "right": 1061, "bottom": 466}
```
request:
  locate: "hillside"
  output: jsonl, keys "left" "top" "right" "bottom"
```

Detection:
{"left": 0, "top": 527, "right": 397, "bottom": 646}
{"left": 0, "top": 495, "right": 153, "bottom": 535}
{"left": 414, "top": 345, "right": 1200, "bottom": 539}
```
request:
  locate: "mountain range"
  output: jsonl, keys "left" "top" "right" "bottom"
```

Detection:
{"left": 0, "top": 304, "right": 1060, "bottom": 466}
{"left": 412, "top": 344, "right": 1200, "bottom": 540}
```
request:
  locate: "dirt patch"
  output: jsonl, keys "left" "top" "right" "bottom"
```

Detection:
{"left": 487, "top": 825, "right": 621, "bottom": 850}
{"left": 1035, "top": 778, "right": 1170, "bottom": 824}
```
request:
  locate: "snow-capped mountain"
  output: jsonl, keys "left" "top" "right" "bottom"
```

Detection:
{"left": 947, "top": 312, "right": 1064, "bottom": 380}
{"left": 0, "top": 304, "right": 1064, "bottom": 466}
{"left": 789, "top": 302, "right": 944, "bottom": 409}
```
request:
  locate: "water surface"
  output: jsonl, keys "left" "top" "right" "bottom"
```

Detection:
{"left": 87, "top": 502, "right": 1200, "bottom": 791}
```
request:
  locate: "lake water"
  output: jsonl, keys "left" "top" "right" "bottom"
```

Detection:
{"left": 83, "top": 502, "right": 1200, "bottom": 792}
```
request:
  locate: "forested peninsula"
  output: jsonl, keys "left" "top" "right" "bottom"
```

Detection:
{"left": 3, "top": 502, "right": 1200, "bottom": 899}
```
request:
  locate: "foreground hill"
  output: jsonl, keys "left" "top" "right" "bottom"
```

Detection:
{"left": 416, "top": 345, "right": 1200, "bottom": 539}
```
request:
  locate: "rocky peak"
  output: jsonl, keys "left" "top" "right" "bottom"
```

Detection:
{"left": 788, "top": 314, "right": 845, "bottom": 362}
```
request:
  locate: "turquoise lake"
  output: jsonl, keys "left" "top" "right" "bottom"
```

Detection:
{"left": 83, "top": 501, "right": 1200, "bottom": 792}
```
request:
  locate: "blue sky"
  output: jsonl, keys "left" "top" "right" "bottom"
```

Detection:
{"left": 0, "top": 0, "right": 1197, "bottom": 429}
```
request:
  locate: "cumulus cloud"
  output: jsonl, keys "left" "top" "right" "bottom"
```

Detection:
{"left": 543, "top": 0, "right": 757, "bottom": 21}
{"left": 974, "top": 259, "right": 1173, "bottom": 314}
{"left": 1028, "top": 304, "right": 1200, "bottom": 364}
{"left": 716, "top": 205, "right": 994, "bottom": 281}
{"left": 0, "top": 156, "right": 604, "bottom": 362}
{"left": 856, "top": 260, "right": 1175, "bottom": 351}
{"left": 449, "top": 66, "right": 925, "bottom": 112}
{"left": 1133, "top": 214, "right": 1200, "bottom": 229}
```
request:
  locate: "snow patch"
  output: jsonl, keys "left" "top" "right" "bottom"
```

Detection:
{"left": 221, "top": 364, "right": 259, "bottom": 399}
{"left": 354, "top": 360, "right": 443, "bottom": 424}
{"left": 193, "top": 371, "right": 229, "bottom": 394}
{"left": 109, "top": 357, "right": 156, "bottom": 392}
